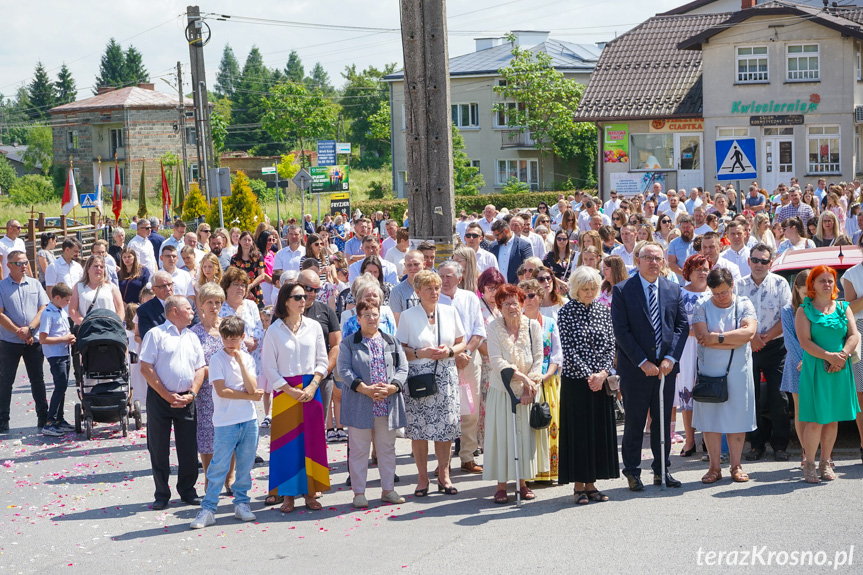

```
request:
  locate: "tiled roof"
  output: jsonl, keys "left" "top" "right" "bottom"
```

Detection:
{"left": 49, "top": 86, "right": 194, "bottom": 114}
{"left": 575, "top": 13, "right": 728, "bottom": 121}
{"left": 383, "top": 39, "right": 602, "bottom": 80}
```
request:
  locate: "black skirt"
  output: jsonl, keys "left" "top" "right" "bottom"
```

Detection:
{"left": 558, "top": 375, "right": 621, "bottom": 484}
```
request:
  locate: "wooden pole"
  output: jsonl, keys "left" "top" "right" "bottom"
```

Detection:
{"left": 399, "top": 0, "right": 456, "bottom": 263}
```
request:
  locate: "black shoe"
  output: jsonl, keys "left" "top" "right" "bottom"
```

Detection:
{"left": 181, "top": 495, "right": 202, "bottom": 506}
{"left": 345, "top": 475, "right": 351, "bottom": 487}
{"left": 774, "top": 450, "right": 789, "bottom": 462}
{"left": 197, "top": 460, "right": 203, "bottom": 469}
{"left": 37, "top": 416, "right": 46, "bottom": 430}
{"left": 744, "top": 447, "right": 765, "bottom": 461}
{"left": 151, "top": 500, "right": 169, "bottom": 510}
{"left": 0, "top": 422, "right": 9, "bottom": 433}
{"left": 623, "top": 472, "right": 644, "bottom": 492}
{"left": 394, "top": 474, "right": 400, "bottom": 483}
{"left": 254, "top": 455, "right": 265, "bottom": 465}
{"left": 680, "top": 445, "right": 697, "bottom": 457}
{"left": 860, "top": 447, "right": 863, "bottom": 465}
{"left": 654, "top": 472, "right": 682, "bottom": 488}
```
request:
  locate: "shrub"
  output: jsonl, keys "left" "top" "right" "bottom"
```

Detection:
{"left": 207, "top": 170, "right": 265, "bottom": 231}
{"left": 8, "top": 174, "right": 56, "bottom": 205}
{"left": 501, "top": 177, "right": 530, "bottom": 195}
{"left": 367, "top": 179, "right": 391, "bottom": 200}
{"left": 182, "top": 182, "right": 209, "bottom": 221}
{"left": 0, "top": 154, "right": 17, "bottom": 194}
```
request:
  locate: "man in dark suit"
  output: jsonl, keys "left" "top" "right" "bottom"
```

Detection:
{"left": 146, "top": 217, "right": 165, "bottom": 260}
{"left": 612, "top": 241, "right": 688, "bottom": 491}
{"left": 487, "top": 219, "right": 532, "bottom": 284}
{"left": 136, "top": 270, "right": 173, "bottom": 341}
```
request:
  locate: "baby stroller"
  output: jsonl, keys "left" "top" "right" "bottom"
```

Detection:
{"left": 73, "top": 308, "right": 142, "bottom": 439}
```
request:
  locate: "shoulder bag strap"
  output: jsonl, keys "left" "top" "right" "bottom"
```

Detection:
{"left": 86, "top": 282, "right": 104, "bottom": 316}
{"left": 722, "top": 299, "right": 738, "bottom": 377}
{"left": 431, "top": 307, "right": 440, "bottom": 377}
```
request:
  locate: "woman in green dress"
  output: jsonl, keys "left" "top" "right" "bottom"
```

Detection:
{"left": 796, "top": 265, "right": 861, "bottom": 484}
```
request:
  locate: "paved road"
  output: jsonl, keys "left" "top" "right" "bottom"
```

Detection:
{"left": 2, "top": 363, "right": 862, "bottom": 574}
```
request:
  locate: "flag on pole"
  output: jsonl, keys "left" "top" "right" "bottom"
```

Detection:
{"left": 94, "top": 163, "right": 104, "bottom": 213}
{"left": 112, "top": 158, "right": 123, "bottom": 223}
{"left": 137, "top": 161, "right": 147, "bottom": 218}
{"left": 62, "top": 164, "right": 78, "bottom": 215}
{"left": 174, "top": 164, "right": 185, "bottom": 216}
{"left": 160, "top": 161, "right": 172, "bottom": 223}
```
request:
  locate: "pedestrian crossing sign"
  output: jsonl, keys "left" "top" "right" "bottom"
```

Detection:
{"left": 80, "top": 193, "right": 97, "bottom": 209}
{"left": 716, "top": 138, "right": 757, "bottom": 180}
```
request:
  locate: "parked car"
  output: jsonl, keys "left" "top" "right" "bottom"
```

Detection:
{"left": 771, "top": 245, "right": 863, "bottom": 300}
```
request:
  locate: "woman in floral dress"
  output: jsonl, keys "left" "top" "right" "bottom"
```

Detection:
{"left": 230, "top": 231, "right": 269, "bottom": 308}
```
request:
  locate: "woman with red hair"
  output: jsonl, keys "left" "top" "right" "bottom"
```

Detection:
{"left": 795, "top": 265, "right": 861, "bottom": 483}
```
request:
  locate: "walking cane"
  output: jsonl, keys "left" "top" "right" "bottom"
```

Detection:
{"left": 659, "top": 372, "right": 667, "bottom": 491}
{"left": 500, "top": 367, "right": 523, "bottom": 508}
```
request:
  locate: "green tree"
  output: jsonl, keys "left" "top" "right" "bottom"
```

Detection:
{"left": 55, "top": 63, "right": 77, "bottom": 106}
{"left": 211, "top": 109, "right": 228, "bottom": 155}
{"left": 22, "top": 125, "right": 53, "bottom": 176}
{"left": 206, "top": 170, "right": 264, "bottom": 231}
{"left": 215, "top": 44, "right": 241, "bottom": 98}
{"left": 27, "top": 62, "right": 56, "bottom": 120}
{"left": 228, "top": 46, "right": 273, "bottom": 152}
{"left": 340, "top": 63, "right": 397, "bottom": 168}
{"left": 285, "top": 51, "right": 305, "bottom": 84}
{"left": 452, "top": 124, "right": 484, "bottom": 195}
{"left": 261, "top": 82, "right": 338, "bottom": 168}
{"left": 1, "top": 88, "right": 31, "bottom": 144}
{"left": 493, "top": 37, "right": 597, "bottom": 188}
{"left": 8, "top": 174, "right": 55, "bottom": 205}
{"left": 182, "top": 182, "right": 208, "bottom": 221}
{"left": 277, "top": 153, "right": 300, "bottom": 180}
{"left": 94, "top": 38, "right": 127, "bottom": 92}
{"left": 0, "top": 154, "right": 17, "bottom": 194}
{"left": 306, "top": 62, "right": 334, "bottom": 96}
{"left": 123, "top": 45, "right": 149, "bottom": 85}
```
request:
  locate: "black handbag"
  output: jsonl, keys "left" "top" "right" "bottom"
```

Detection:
{"left": 692, "top": 300, "right": 737, "bottom": 404}
{"left": 527, "top": 324, "right": 552, "bottom": 430}
{"left": 406, "top": 310, "right": 440, "bottom": 398}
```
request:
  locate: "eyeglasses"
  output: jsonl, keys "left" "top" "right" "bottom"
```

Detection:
{"left": 525, "top": 293, "right": 538, "bottom": 300}
{"left": 230, "top": 282, "right": 247, "bottom": 290}
{"left": 640, "top": 256, "right": 663, "bottom": 263}
{"left": 359, "top": 313, "right": 380, "bottom": 321}
{"left": 302, "top": 285, "right": 321, "bottom": 293}
{"left": 153, "top": 282, "right": 174, "bottom": 289}
{"left": 464, "top": 233, "right": 481, "bottom": 239}
{"left": 537, "top": 275, "right": 553, "bottom": 282}
{"left": 290, "top": 294, "right": 309, "bottom": 301}
{"left": 749, "top": 256, "right": 771, "bottom": 265}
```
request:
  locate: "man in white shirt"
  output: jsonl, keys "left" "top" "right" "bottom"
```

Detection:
{"left": 128, "top": 219, "right": 157, "bottom": 275}
{"left": 180, "top": 232, "right": 206, "bottom": 270}
{"left": 683, "top": 188, "right": 702, "bottom": 215}
{"left": 159, "top": 219, "right": 187, "bottom": 264}
{"left": 160, "top": 245, "right": 195, "bottom": 303}
{"left": 577, "top": 199, "right": 610, "bottom": 233}
{"left": 139, "top": 295, "right": 205, "bottom": 509}
{"left": 45, "top": 238, "right": 83, "bottom": 295}
{"left": 348, "top": 235, "right": 399, "bottom": 284}
{"left": 611, "top": 223, "right": 637, "bottom": 269}
{"left": 693, "top": 206, "right": 711, "bottom": 235}
{"left": 720, "top": 221, "right": 751, "bottom": 277}
{"left": 273, "top": 225, "right": 305, "bottom": 274}
{"left": 0, "top": 220, "right": 27, "bottom": 279}
{"left": 510, "top": 215, "right": 545, "bottom": 260}
{"left": 380, "top": 219, "right": 399, "bottom": 258}
{"left": 603, "top": 190, "right": 621, "bottom": 215}
{"left": 478, "top": 204, "right": 498, "bottom": 239}
{"left": 643, "top": 200, "right": 659, "bottom": 227}
{"left": 658, "top": 193, "right": 687, "bottom": 226}
{"left": 383, "top": 227, "right": 410, "bottom": 277}
{"left": 700, "top": 232, "right": 741, "bottom": 282}
{"left": 463, "top": 222, "right": 499, "bottom": 273}
{"left": 455, "top": 213, "right": 470, "bottom": 243}
{"left": 438, "top": 260, "right": 485, "bottom": 474}
{"left": 656, "top": 189, "right": 675, "bottom": 214}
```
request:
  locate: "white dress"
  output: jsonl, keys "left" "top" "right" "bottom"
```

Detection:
{"left": 676, "top": 288, "right": 711, "bottom": 410}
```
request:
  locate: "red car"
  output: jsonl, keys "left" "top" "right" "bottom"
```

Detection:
{"left": 771, "top": 245, "right": 863, "bottom": 299}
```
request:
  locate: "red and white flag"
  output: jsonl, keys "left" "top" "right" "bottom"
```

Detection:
{"left": 61, "top": 165, "right": 78, "bottom": 215}
{"left": 112, "top": 159, "right": 123, "bottom": 223}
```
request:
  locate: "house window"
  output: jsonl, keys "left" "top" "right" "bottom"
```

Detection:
{"left": 856, "top": 129, "right": 862, "bottom": 174}
{"left": 470, "top": 159, "right": 481, "bottom": 170}
{"left": 496, "top": 159, "right": 538, "bottom": 188}
{"left": 717, "top": 127, "right": 750, "bottom": 139}
{"left": 185, "top": 127, "right": 197, "bottom": 146}
{"left": 807, "top": 125, "right": 840, "bottom": 173}
{"left": 401, "top": 104, "right": 406, "bottom": 131}
{"left": 451, "top": 103, "right": 479, "bottom": 128}
{"left": 736, "top": 46, "right": 768, "bottom": 83}
{"left": 110, "top": 128, "right": 124, "bottom": 157}
{"left": 108, "top": 166, "right": 125, "bottom": 188}
{"left": 787, "top": 44, "right": 819, "bottom": 81}
{"left": 189, "top": 163, "right": 199, "bottom": 183}
{"left": 494, "top": 102, "right": 525, "bottom": 128}
{"left": 857, "top": 43, "right": 862, "bottom": 81}
{"left": 66, "top": 131, "right": 79, "bottom": 150}
{"left": 629, "top": 133, "right": 674, "bottom": 171}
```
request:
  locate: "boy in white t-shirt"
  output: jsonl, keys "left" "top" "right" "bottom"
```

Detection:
{"left": 191, "top": 316, "right": 264, "bottom": 529}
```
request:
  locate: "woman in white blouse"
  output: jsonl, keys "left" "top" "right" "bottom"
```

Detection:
{"left": 69, "top": 255, "right": 123, "bottom": 324}
{"left": 261, "top": 282, "right": 329, "bottom": 513}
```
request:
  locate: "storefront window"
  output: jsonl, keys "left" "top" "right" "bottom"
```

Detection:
{"left": 717, "top": 127, "right": 749, "bottom": 139}
{"left": 629, "top": 133, "right": 673, "bottom": 171}
{"left": 807, "top": 125, "right": 840, "bottom": 174}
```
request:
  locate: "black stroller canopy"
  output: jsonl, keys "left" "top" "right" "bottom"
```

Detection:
{"left": 78, "top": 308, "right": 127, "bottom": 353}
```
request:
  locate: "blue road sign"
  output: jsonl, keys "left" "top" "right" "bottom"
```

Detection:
{"left": 317, "top": 140, "right": 337, "bottom": 166}
{"left": 716, "top": 138, "right": 757, "bottom": 181}
{"left": 80, "top": 193, "right": 98, "bottom": 209}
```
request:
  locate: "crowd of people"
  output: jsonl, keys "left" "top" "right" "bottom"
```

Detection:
{"left": 0, "top": 177, "right": 862, "bottom": 528}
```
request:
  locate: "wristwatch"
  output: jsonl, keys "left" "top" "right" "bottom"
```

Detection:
{"left": 448, "top": 347, "right": 454, "bottom": 358}
{"left": 188, "top": 390, "right": 197, "bottom": 399}
{"left": 718, "top": 332, "right": 725, "bottom": 344}
{"left": 465, "top": 349, "right": 473, "bottom": 358}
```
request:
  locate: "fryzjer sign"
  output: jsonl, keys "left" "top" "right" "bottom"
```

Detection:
{"left": 731, "top": 93, "right": 820, "bottom": 115}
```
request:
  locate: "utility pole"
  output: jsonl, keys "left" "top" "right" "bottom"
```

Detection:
{"left": 186, "top": 6, "right": 215, "bottom": 202}
{"left": 177, "top": 61, "right": 189, "bottom": 195}
{"left": 399, "top": 0, "right": 456, "bottom": 260}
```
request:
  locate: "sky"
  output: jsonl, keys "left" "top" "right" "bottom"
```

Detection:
{"left": 1, "top": 0, "right": 689, "bottom": 102}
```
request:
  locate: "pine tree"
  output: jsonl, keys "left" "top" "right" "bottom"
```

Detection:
{"left": 207, "top": 171, "right": 263, "bottom": 231}
{"left": 27, "top": 61, "right": 56, "bottom": 120}
{"left": 215, "top": 44, "right": 240, "bottom": 98}
{"left": 228, "top": 46, "right": 272, "bottom": 152}
{"left": 94, "top": 38, "right": 127, "bottom": 93}
{"left": 55, "top": 64, "right": 77, "bottom": 106}
{"left": 182, "top": 182, "right": 208, "bottom": 221}
{"left": 123, "top": 45, "right": 149, "bottom": 85}
{"left": 285, "top": 51, "right": 305, "bottom": 84}
{"left": 306, "top": 62, "right": 333, "bottom": 96}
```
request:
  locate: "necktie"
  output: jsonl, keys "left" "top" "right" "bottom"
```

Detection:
{"left": 648, "top": 284, "right": 661, "bottom": 359}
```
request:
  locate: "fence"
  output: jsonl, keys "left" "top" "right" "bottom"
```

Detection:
{"left": 25, "top": 211, "right": 108, "bottom": 277}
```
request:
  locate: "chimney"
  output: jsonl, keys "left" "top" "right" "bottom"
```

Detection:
{"left": 741, "top": 0, "right": 756, "bottom": 8}
{"left": 511, "top": 30, "right": 550, "bottom": 47}
{"left": 475, "top": 37, "right": 502, "bottom": 52}
{"left": 96, "top": 86, "right": 116, "bottom": 95}
{"left": 137, "top": 83, "right": 155, "bottom": 91}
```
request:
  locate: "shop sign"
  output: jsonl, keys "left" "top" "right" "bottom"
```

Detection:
{"left": 610, "top": 171, "right": 667, "bottom": 196}
{"left": 749, "top": 115, "right": 804, "bottom": 126}
{"left": 649, "top": 118, "right": 704, "bottom": 132}
{"left": 603, "top": 124, "right": 628, "bottom": 163}
{"left": 732, "top": 93, "right": 820, "bottom": 115}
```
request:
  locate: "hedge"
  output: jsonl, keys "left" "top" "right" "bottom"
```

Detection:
{"left": 353, "top": 191, "right": 596, "bottom": 222}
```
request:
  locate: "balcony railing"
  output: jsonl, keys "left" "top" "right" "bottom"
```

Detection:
{"left": 501, "top": 129, "right": 536, "bottom": 149}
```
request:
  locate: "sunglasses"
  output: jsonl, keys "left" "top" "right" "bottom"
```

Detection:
{"left": 302, "top": 285, "right": 321, "bottom": 293}
{"left": 464, "top": 233, "right": 481, "bottom": 239}
{"left": 525, "top": 293, "right": 538, "bottom": 299}
{"left": 556, "top": 236, "right": 568, "bottom": 242}
{"left": 10, "top": 261, "right": 28, "bottom": 267}
{"left": 537, "top": 276, "right": 553, "bottom": 282}
{"left": 290, "top": 294, "right": 309, "bottom": 302}
{"left": 749, "top": 256, "right": 771, "bottom": 266}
